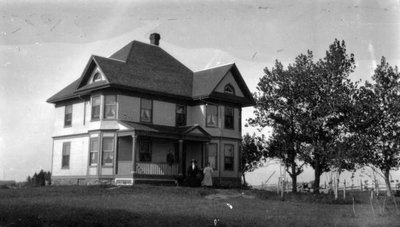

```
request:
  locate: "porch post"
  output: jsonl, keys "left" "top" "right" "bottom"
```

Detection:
{"left": 131, "top": 135, "right": 137, "bottom": 182}
{"left": 178, "top": 139, "right": 184, "bottom": 175}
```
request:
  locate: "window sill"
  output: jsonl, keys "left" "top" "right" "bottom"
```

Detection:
{"left": 63, "top": 125, "right": 72, "bottom": 128}
{"left": 61, "top": 167, "right": 70, "bottom": 170}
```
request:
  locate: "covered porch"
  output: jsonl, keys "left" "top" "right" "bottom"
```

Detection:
{"left": 116, "top": 121, "right": 211, "bottom": 183}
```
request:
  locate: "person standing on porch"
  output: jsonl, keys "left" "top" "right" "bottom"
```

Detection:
{"left": 202, "top": 162, "right": 213, "bottom": 187}
{"left": 187, "top": 159, "right": 201, "bottom": 187}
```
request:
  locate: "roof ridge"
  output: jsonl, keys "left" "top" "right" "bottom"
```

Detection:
{"left": 194, "top": 62, "right": 235, "bottom": 73}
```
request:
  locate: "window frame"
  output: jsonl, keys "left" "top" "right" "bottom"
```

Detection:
{"left": 140, "top": 98, "right": 153, "bottom": 123}
{"left": 62, "top": 142, "right": 71, "bottom": 169}
{"left": 224, "top": 106, "right": 234, "bottom": 129}
{"left": 91, "top": 95, "right": 101, "bottom": 121}
{"left": 64, "top": 104, "right": 73, "bottom": 127}
{"left": 102, "top": 137, "right": 114, "bottom": 166}
{"left": 89, "top": 138, "right": 99, "bottom": 166}
{"left": 224, "top": 84, "right": 235, "bottom": 95}
{"left": 206, "top": 104, "right": 218, "bottom": 128}
{"left": 175, "top": 104, "right": 187, "bottom": 126}
{"left": 139, "top": 140, "right": 152, "bottom": 162}
{"left": 92, "top": 72, "right": 102, "bottom": 83}
{"left": 207, "top": 143, "right": 218, "bottom": 170}
{"left": 224, "top": 144, "right": 234, "bottom": 171}
{"left": 103, "top": 95, "right": 117, "bottom": 120}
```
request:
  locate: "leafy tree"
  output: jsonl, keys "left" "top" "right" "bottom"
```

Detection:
{"left": 249, "top": 52, "right": 314, "bottom": 192}
{"left": 352, "top": 57, "right": 400, "bottom": 196}
{"left": 240, "top": 133, "right": 264, "bottom": 187}
{"left": 299, "top": 39, "right": 356, "bottom": 193}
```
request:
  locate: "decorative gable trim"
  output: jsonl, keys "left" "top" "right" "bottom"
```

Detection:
{"left": 75, "top": 56, "right": 110, "bottom": 90}
{"left": 211, "top": 64, "right": 255, "bottom": 105}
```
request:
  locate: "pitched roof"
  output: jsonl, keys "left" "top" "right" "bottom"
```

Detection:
{"left": 47, "top": 39, "right": 254, "bottom": 106}
{"left": 192, "top": 63, "right": 234, "bottom": 98}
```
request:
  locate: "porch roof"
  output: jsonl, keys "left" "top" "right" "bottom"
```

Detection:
{"left": 119, "top": 121, "right": 211, "bottom": 141}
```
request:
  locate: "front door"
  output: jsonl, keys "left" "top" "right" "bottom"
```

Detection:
{"left": 116, "top": 136, "right": 132, "bottom": 175}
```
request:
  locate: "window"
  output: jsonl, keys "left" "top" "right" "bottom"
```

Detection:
{"left": 207, "top": 143, "right": 218, "bottom": 170}
{"left": 224, "top": 84, "right": 235, "bottom": 95}
{"left": 224, "top": 106, "right": 234, "bottom": 129}
{"left": 64, "top": 105, "right": 72, "bottom": 127}
{"left": 89, "top": 138, "right": 99, "bottom": 166}
{"left": 176, "top": 105, "right": 186, "bottom": 126}
{"left": 91, "top": 96, "right": 101, "bottom": 120}
{"left": 140, "top": 99, "right": 153, "bottom": 123}
{"left": 139, "top": 140, "right": 151, "bottom": 162}
{"left": 104, "top": 95, "right": 116, "bottom": 119}
{"left": 206, "top": 105, "right": 218, "bottom": 127}
{"left": 62, "top": 142, "right": 70, "bottom": 169}
{"left": 102, "top": 137, "right": 114, "bottom": 166}
{"left": 224, "top": 144, "right": 234, "bottom": 171}
{"left": 92, "top": 72, "right": 102, "bottom": 83}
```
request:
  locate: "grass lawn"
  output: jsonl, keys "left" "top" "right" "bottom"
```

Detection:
{"left": 0, "top": 185, "right": 399, "bottom": 226}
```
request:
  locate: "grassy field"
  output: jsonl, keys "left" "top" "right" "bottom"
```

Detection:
{"left": 0, "top": 185, "right": 399, "bottom": 226}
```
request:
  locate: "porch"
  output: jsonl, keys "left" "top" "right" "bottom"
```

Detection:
{"left": 115, "top": 121, "right": 211, "bottom": 181}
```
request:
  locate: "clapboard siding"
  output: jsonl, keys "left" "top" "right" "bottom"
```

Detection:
{"left": 52, "top": 136, "right": 89, "bottom": 176}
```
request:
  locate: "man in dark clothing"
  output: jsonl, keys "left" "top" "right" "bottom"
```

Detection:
{"left": 187, "top": 159, "right": 201, "bottom": 187}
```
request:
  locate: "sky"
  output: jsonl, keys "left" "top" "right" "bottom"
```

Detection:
{"left": 1, "top": 0, "right": 400, "bottom": 183}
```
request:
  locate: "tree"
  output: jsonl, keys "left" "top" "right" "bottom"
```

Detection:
{"left": 299, "top": 39, "right": 356, "bottom": 193}
{"left": 249, "top": 52, "right": 315, "bottom": 192}
{"left": 240, "top": 133, "right": 264, "bottom": 187}
{"left": 353, "top": 57, "right": 400, "bottom": 196}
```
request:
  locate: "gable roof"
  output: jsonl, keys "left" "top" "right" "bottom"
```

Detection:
{"left": 193, "top": 63, "right": 255, "bottom": 105}
{"left": 47, "top": 39, "right": 254, "bottom": 106}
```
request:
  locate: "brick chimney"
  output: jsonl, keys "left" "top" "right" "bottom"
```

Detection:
{"left": 150, "top": 33, "right": 160, "bottom": 46}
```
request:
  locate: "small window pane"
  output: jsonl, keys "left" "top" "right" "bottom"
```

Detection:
{"left": 141, "top": 99, "right": 152, "bottom": 123}
{"left": 208, "top": 143, "right": 218, "bottom": 170}
{"left": 89, "top": 138, "right": 98, "bottom": 166}
{"left": 176, "top": 105, "right": 186, "bottom": 126}
{"left": 104, "top": 95, "right": 116, "bottom": 119}
{"left": 141, "top": 99, "right": 152, "bottom": 109}
{"left": 64, "top": 105, "right": 73, "bottom": 127}
{"left": 206, "top": 105, "right": 218, "bottom": 127}
{"left": 224, "top": 106, "right": 234, "bottom": 129}
{"left": 92, "top": 96, "right": 101, "bottom": 120}
{"left": 102, "top": 137, "right": 114, "bottom": 166}
{"left": 224, "top": 84, "right": 235, "bottom": 95}
{"left": 62, "top": 142, "right": 70, "bottom": 168}
{"left": 103, "top": 138, "right": 114, "bottom": 151}
{"left": 224, "top": 144, "right": 234, "bottom": 171}
{"left": 93, "top": 73, "right": 102, "bottom": 82}
{"left": 105, "top": 96, "right": 116, "bottom": 104}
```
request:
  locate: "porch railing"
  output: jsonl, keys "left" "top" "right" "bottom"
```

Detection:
{"left": 136, "top": 162, "right": 178, "bottom": 176}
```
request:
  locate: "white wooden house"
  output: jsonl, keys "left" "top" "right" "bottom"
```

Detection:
{"left": 47, "top": 33, "right": 255, "bottom": 187}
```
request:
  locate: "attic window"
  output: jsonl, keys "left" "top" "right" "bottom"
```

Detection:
{"left": 224, "top": 84, "right": 235, "bottom": 95}
{"left": 92, "top": 72, "right": 102, "bottom": 83}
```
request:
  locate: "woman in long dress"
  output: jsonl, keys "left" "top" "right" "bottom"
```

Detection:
{"left": 202, "top": 162, "right": 213, "bottom": 187}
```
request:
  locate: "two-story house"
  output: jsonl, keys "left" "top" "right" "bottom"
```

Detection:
{"left": 47, "top": 33, "right": 255, "bottom": 187}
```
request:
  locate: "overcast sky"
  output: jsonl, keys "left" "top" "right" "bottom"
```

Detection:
{"left": 1, "top": 0, "right": 399, "bottom": 182}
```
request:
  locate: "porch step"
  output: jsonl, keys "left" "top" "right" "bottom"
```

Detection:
{"left": 114, "top": 178, "right": 134, "bottom": 186}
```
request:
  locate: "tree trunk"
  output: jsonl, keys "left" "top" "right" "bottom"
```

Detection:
{"left": 313, "top": 160, "right": 321, "bottom": 194}
{"left": 291, "top": 163, "right": 297, "bottom": 193}
{"left": 383, "top": 168, "right": 392, "bottom": 197}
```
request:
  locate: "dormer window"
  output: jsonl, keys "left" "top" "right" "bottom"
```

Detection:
{"left": 92, "top": 72, "right": 102, "bottom": 83}
{"left": 224, "top": 84, "right": 235, "bottom": 95}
